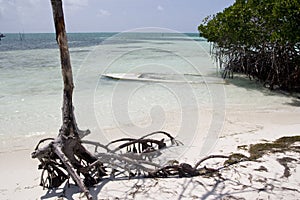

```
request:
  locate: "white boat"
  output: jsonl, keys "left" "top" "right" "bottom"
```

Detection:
{"left": 101, "top": 73, "right": 226, "bottom": 84}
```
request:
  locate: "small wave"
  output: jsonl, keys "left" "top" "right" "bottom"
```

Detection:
{"left": 25, "top": 131, "right": 47, "bottom": 138}
{"left": 70, "top": 49, "right": 91, "bottom": 53}
{"left": 118, "top": 46, "right": 143, "bottom": 49}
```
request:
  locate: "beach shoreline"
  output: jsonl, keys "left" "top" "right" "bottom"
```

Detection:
{"left": 1, "top": 96, "right": 299, "bottom": 200}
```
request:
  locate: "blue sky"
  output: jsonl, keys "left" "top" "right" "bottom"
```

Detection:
{"left": 0, "top": 0, "right": 235, "bottom": 33}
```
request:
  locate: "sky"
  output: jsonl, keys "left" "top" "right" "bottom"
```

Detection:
{"left": 0, "top": 0, "right": 235, "bottom": 33}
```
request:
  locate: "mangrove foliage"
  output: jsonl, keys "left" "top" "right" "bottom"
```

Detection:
{"left": 198, "top": 0, "right": 300, "bottom": 91}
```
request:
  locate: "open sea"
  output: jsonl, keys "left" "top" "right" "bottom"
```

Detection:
{"left": 0, "top": 30, "right": 295, "bottom": 145}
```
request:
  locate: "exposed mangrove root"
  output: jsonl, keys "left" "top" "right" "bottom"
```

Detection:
{"left": 32, "top": 131, "right": 231, "bottom": 192}
{"left": 32, "top": 133, "right": 300, "bottom": 199}
{"left": 107, "top": 131, "right": 182, "bottom": 154}
{"left": 31, "top": 132, "right": 243, "bottom": 194}
{"left": 32, "top": 127, "right": 185, "bottom": 197}
{"left": 32, "top": 131, "right": 181, "bottom": 190}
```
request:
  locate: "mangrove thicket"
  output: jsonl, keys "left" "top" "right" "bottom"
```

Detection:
{"left": 198, "top": 0, "right": 300, "bottom": 91}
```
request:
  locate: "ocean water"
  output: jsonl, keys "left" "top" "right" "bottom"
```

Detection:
{"left": 0, "top": 31, "right": 295, "bottom": 144}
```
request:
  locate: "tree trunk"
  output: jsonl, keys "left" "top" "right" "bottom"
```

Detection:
{"left": 32, "top": 1, "right": 104, "bottom": 199}
{"left": 51, "top": 0, "right": 77, "bottom": 139}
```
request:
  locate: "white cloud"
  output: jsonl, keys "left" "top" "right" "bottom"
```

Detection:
{"left": 0, "top": 0, "right": 15, "bottom": 6}
{"left": 64, "top": 0, "right": 88, "bottom": 7}
{"left": 0, "top": 8, "right": 3, "bottom": 19}
{"left": 64, "top": 0, "right": 89, "bottom": 12}
{"left": 0, "top": 0, "right": 15, "bottom": 18}
{"left": 0, "top": 0, "right": 39, "bottom": 20}
{"left": 29, "top": 0, "right": 41, "bottom": 6}
{"left": 157, "top": 5, "right": 164, "bottom": 11}
{"left": 97, "top": 9, "right": 111, "bottom": 16}
{"left": 0, "top": 0, "right": 52, "bottom": 32}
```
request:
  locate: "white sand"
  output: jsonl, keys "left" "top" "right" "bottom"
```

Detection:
{"left": 1, "top": 88, "right": 300, "bottom": 200}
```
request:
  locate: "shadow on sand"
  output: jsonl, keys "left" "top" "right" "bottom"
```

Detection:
{"left": 223, "top": 74, "right": 300, "bottom": 107}
{"left": 40, "top": 173, "right": 267, "bottom": 200}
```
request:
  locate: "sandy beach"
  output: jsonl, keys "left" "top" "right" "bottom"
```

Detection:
{"left": 1, "top": 79, "right": 300, "bottom": 200}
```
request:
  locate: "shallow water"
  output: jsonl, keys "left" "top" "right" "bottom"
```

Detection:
{"left": 0, "top": 31, "right": 296, "bottom": 141}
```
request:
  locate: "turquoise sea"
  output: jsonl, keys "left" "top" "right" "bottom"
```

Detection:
{"left": 0, "top": 30, "right": 295, "bottom": 146}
